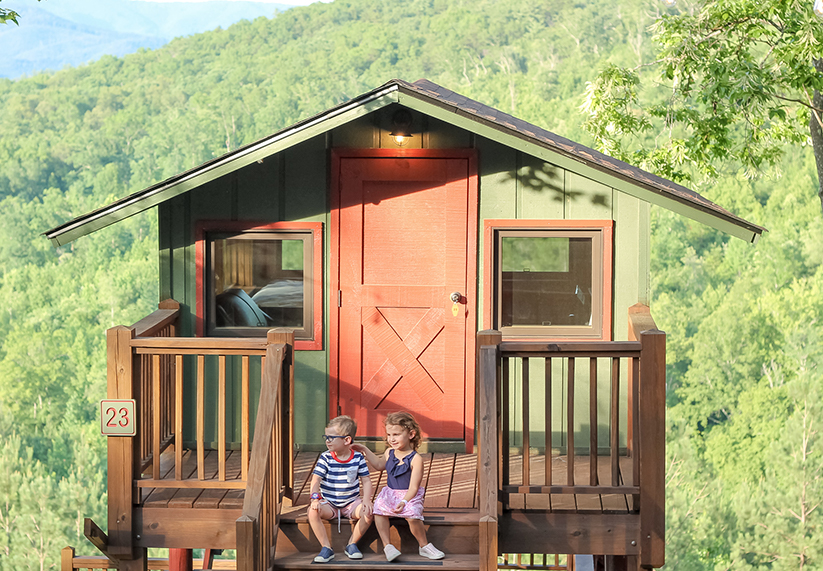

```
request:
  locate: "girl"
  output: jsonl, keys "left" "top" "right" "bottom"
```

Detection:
{"left": 352, "top": 412, "right": 445, "bottom": 561}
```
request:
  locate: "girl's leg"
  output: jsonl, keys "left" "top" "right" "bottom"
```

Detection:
{"left": 408, "top": 518, "right": 429, "bottom": 548}
{"left": 375, "top": 515, "right": 392, "bottom": 547}
{"left": 308, "top": 504, "right": 335, "bottom": 548}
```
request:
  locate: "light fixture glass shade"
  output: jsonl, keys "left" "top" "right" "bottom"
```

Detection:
{"left": 815, "top": 0, "right": 823, "bottom": 18}
{"left": 662, "top": 0, "right": 676, "bottom": 6}
{"left": 390, "top": 109, "right": 413, "bottom": 147}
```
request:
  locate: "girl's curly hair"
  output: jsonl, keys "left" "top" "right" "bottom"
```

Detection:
{"left": 384, "top": 411, "right": 422, "bottom": 450}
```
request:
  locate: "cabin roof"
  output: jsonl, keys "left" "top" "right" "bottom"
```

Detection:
{"left": 44, "top": 78, "right": 765, "bottom": 246}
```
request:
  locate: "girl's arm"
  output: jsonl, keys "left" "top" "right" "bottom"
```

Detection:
{"left": 395, "top": 453, "right": 424, "bottom": 512}
{"left": 351, "top": 444, "right": 388, "bottom": 471}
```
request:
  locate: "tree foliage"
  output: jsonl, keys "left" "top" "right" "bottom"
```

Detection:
{"left": 581, "top": 0, "right": 823, "bottom": 209}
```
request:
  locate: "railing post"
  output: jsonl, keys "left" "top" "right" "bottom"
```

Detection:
{"left": 267, "top": 328, "right": 295, "bottom": 499}
{"left": 157, "top": 299, "right": 180, "bottom": 336}
{"left": 477, "top": 330, "right": 502, "bottom": 571}
{"left": 236, "top": 515, "right": 259, "bottom": 571}
{"left": 630, "top": 305, "right": 666, "bottom": 570}
{"left": 61, "top": 547, "right": 75, "bottom": 571}
{"left": 106, "top": 325, "right": 137, "bottom": 559}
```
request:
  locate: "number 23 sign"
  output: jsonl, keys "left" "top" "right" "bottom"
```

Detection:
{"left": 100, "top": 400, "right": 136, "bottom": 436}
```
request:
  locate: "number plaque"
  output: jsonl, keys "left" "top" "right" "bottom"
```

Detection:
{"left": 100, "top": 399, "right": 136, "bottom": 436}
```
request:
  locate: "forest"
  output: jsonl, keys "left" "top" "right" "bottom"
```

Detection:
{"left": 1, "top": 0, "right": 822, "bottom": 568}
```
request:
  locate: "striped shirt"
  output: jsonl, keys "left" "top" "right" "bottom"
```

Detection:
{"left": 313, "top": 450, "right": 370, "bottom": 508}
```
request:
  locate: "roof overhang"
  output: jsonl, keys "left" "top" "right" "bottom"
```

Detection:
{"left": 44, "top": 79, "right": 765, "bottom": 246}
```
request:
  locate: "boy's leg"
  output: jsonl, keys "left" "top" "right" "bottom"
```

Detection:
{"left": 308, "top": 503, "right": 336, "bottom": 548}
{"left": 348, "top": 503, "right": 374, "bottom": 545}
{"left": 408, "top": 518, "right": 429, "bottom": 548}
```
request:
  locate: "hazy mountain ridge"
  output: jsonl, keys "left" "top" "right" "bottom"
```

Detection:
{"left": 0, "top": 0, "right": 293, "bottom": 78}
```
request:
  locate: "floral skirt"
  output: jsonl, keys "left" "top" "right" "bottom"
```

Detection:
{"left": 373, "top": 486, "right": 425, "bottom": 520}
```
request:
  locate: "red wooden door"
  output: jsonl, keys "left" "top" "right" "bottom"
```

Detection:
{"left": 331, "top": 150, "right": 477, "bottom": 442}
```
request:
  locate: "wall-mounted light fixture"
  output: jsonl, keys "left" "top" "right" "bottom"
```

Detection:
{"left": 390, "top": 109, "right": 414, "bottom": 147}
{"left": 815, "top": 0, "right": 823, "bottom": 18}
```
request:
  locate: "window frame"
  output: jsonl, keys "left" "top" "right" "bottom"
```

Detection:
{"left": 195, "top": 221, "right": 323, "bottom": 350}
{"left": 483, "top": 219, "right": 613, "bottom": 341}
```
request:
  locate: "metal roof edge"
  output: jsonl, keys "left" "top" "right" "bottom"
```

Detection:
{"left": 395, "top": 84, "right": 765, "bottom": 243}
{"left": 44, "top": 85, "right": 402, "bottom": 245}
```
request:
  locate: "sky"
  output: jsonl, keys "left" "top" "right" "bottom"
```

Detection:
{"left": 132, "top": 0, "right": 329, "bottom": 3}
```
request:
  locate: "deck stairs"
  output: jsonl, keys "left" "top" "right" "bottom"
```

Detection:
{"left": 273, "top": 507, "right": 481, "bottom": 570}
{"left": 272, "top": 451, "right": 482, "bottom": 570}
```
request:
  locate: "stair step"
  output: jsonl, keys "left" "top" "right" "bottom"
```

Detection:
{"left": 276, "top": 508, "right": 480, "bottom": 555}
{"left": 273, "top": 552, "right": 479, "bottom": 570}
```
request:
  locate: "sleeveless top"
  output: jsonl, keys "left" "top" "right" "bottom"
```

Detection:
{"left": 386, "top": 449, "right": 417, "bottom": 489}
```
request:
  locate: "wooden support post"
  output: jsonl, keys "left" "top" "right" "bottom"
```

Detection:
{"left": 106, "top": 325, "right": 137, "bottom": 558}
{"left": 629, "top": 305, "right": 666, "bottom": 570}
{"left": 236, "top": 515, "right": 258, "bottom": 571}
{"left": 268, "top": 328, "right": 295, "bottom": 499}
{"left": 61, "top": 547, "right": 75, "bottom": 571}
{"left": 638, "top": 328, "right": 665, "bottom": 569}
{"left": 169, "top": 548, "right": 193, "bottom": 571}
{"left": 477, "top": 330, "right": 501, "bottom": 571}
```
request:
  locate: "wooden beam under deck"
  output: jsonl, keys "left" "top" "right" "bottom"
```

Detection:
{"left": 135, "top": 508, "right": 240, "bottom": 549}
{"left": 499, "top": 512, "right": 640, "bottom": 557}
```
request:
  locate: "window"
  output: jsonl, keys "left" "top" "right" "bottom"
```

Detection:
{"left": 196, "top": 222, "right": 323, "bottom": 350}
{"left": 484, "top": 220, "right": 612, "bottom": 339}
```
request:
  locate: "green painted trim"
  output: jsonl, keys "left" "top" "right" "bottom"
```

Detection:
{"left": 396, "top": 92, "right": 761, "bottom": 243}
{"left": 46, "top": 91, "right": 400, "bottom": 247}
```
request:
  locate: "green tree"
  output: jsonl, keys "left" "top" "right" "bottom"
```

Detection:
{"left": 0, "top": 1, "right": 41, "bottom": 25}
{"left": 581, "top": 0, "right": 823, "bottom": 211}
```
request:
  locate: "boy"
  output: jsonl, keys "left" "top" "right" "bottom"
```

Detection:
{"left": 308, "top": 415, "right": 373, "bottom": 562}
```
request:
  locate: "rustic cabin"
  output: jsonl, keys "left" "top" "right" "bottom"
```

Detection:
{"left": 46, "top": 79, "right": 764, "bottom": 571}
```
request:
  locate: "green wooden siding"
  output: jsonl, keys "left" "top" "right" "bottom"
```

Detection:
{"left": 158, "top": 105, "right": 649, "bottom": 450}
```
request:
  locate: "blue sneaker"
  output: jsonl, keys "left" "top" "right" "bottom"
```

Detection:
{"left": 345, "top": 544, "right": 363, "bottom": 559}
{"left": 314, "top": 546, "right": 334, "bottom": 563}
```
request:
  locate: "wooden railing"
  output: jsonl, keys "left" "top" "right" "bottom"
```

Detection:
{"left": 105, "top": 301, "right": 294, "bottom": 569}
{"left": 236, "top": 331, "right": 291, "bottom": 571}
{"left": 60, "top": 546, "right": 237, "bottom": 570}
{"left": 477, "top": 304, "right": 666, "bottom": 570}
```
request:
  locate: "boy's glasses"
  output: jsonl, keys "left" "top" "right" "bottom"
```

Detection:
{"left": 323, "top": 435, "right": 347, "bottom": 442}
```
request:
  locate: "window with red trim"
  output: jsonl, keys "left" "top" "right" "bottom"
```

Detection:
{"left": 484, "top": 220, "right": 613, "bottom": 340}
{"left": 197, "top": 222, "right": 323, "bottom": 350}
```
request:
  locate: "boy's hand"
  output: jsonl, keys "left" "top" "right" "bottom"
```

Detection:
{"left": 361, "top": 500, "right": 373, "bottom": 518}
{"left": 311, "top": 498, "right": 320, "bottom": 511}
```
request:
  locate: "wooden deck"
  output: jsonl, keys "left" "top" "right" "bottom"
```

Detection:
{"left": 138, "top": 448, "right": 636, "bottom": 515}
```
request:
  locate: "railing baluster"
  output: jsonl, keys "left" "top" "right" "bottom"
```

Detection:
{"left": 152, "top": 354, "right": 161, "bottom": 481}
{"left": 501, "top": 356, "right": 510, "bottom": 492}
{"left": 242, "top": 355, "right": 250, "bottom": 481}
{"left": 175, "top": 355, "right": 183, "bottom": 481}
{"left": 631, "top": 356, "right": 640, "bottom": 491}
{"left": 589, "top": 357, "right": 597, "bottom": 486}
{"left": 197, "top": 355, "right": 205, "bottom": 481}
{"left": 219, "top": 355, "right": 226, "bottom": 482}
{"left": 522, "top": 357, "right": 530, "bottom": 487}
{"left": 610, "top": 357, "right": 619, "bottom": 487}
{"left": 544, "top": 357, "right": 552, "bottom": 488}
{"left": 567, "top": 357, "right": 575, "bottom": 487}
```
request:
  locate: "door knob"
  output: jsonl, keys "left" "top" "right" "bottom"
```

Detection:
{"left": 450, "top": 292, "right": 462, "bottom": 303}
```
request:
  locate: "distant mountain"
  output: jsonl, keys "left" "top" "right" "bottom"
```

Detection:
{"left": 0, "top": 0, "right": 293, "bottom": 78}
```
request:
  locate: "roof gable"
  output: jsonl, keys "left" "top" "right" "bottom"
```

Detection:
{"left": 44, "top": 78, "right": 764, "bottom": 246}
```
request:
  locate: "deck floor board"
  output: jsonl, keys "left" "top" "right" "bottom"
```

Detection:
{"left": 138, "top": 450, "right": 634, "bottom": 514}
